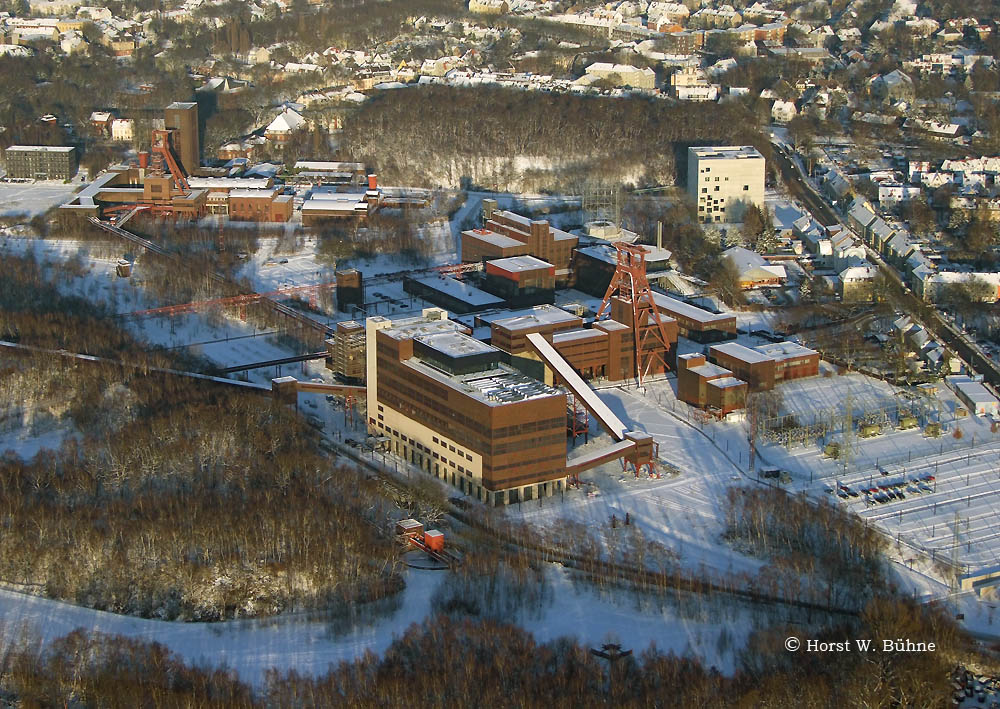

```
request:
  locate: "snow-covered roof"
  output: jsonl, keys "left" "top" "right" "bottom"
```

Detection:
{"left": 755, "top": 341, "right": 818, "bottom": 361}
{"left": 711, "top": 341, "right": 772, "bottom": 364}
{"left": 464, "top": 228, "right": 526, "bottom": 249}
{"left": 408, "top": 275, "right": 505, "bottom": 308}
{"left": 488, "top": 305, "right": 580, "bottom": 331}
{"left": 266, "top": 108, "right": 305, "bottom": 133}
{"left": 487, "top": 255, "right": 553, "bottom": 272}
{"left": 707, "top": 376, "right": 744, "bottom": 390}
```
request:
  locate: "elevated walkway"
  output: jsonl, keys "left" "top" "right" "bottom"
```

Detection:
{"left": 215, "top": 351, "right": 328, "bottom": 374}
{"left": 271, "top": 376, "right": 366, "bottom": 404}
{"left": 526, "top": 332, "right": 656, "bottom": 475}
{"left": 526, "top": 332, "right": 627, "bottom": 440}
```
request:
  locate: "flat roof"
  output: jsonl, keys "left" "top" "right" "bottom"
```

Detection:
{"left": 403, "top": 357, "right": 560, "bottom": 407}
{"left": 651, "top": 292, "right": 735, "bottom": 326}
{"left": 463, "top": 229, "right": 526, "bottom": 249}
{"left": 689, "top": 145, "right": 763, "bottom": 160}
{"left": 302, "top": 197, "right": 367, "bottom": 212}
{"left": 187, "top": 177, "right": 273, "bottom": 189}
{"left": 950, "top": 377, "right": 998, "bottom": 405}
{"left": 690, "top": 363, "right": 732, "bottom": 378}
{"left": 415, "top": 331, "right": 496, "bottom": 358}
{"left": 487, "top": 255, "right": 553, "bottom": 272}
{"left": 708, "top": 376, "right": 745, "bottom": 389}
{"left": 711, "top": 341, "right": 772, "bottom": 364}
{"left": 409, "top": 275, "right": 505, "bottom": 307}
{"left": 166, "top": 101, "right": 197, "bottom": 109}
{"left": 6, "top": 145, "right": 74, "bottom": 153}
{"left": 306, "top": 191, "right": 368, "bottom": 201}
{"left": 462, "top": 367, "right": 560, "bottom": 404}
{"left": 488, "top": 305, "right": 581, "bottom": 332}
{"left": 552, "top": 328, "right": 605, "bottom": 344}
{"left": 381, "top": 316, "right": 465, "bottom": 341}
{"left": 755, "top": 341, "right": 818, "bottom": 360}
{"left": 229, "top": 188, "right": 278, "bottom": 199}
{"left": 595, "top": 319, "right": 630, "bottom": 331}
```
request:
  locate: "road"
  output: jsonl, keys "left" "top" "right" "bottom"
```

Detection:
{"left": 769, "top": 142, "right": 839, "bottom": 227}
{"left": 772, "top": 143, "right": 1000, "bottom": 390}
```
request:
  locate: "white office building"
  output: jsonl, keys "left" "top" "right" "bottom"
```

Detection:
{"left": 687, "top": 145, "right": 765, "bottom": 223}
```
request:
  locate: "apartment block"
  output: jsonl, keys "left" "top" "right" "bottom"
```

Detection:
{"left": 4, "top": 145, "right": 77, "bottom": 180}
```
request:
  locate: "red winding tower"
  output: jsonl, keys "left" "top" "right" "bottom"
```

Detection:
{"left": 595, "top": 243, "right": 675, "bottom": 385}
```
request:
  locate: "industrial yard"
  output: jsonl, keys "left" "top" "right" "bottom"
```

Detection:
{"left": 3, "top": 104, "right": 1000, "bottom": 698}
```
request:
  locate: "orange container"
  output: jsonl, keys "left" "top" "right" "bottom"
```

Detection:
{"left": 424, "top": 529, "right": 444, "bottom": 552}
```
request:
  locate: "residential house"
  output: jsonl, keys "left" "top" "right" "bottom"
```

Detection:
{"left": 264, "top": 107, "right": 306, "bottom": 143}
{"left": 469, "top": 0, "right": 508, "bottom": 13}
{"left": 111, "top": 118, "right": 134, "bottom": 142}
{"left": 840, "top": 264, "right": 879, "bottom": 301}
{"left": 878, "top": 182, "right": 923, "bottom": 208}
{"left": 869, "top": 70, "right": 915, "bottom": 103}
{"left": 722, "top": 247, "right": 787, "bottom": 288}
{"left": 771, "top": 99, "right": 797, "bottom": 123}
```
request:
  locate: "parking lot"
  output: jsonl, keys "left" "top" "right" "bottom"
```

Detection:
{"left": 832, "top": 440, "right": 1000, "bottom": 571}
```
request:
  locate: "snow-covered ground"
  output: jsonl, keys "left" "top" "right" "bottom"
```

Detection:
{"left": 0, "top": 182, "right": 79, "bottom": 217}
{"left": 499, "top": 362, "right": 1000, "bottom": 638}
{"left": 507, "top": 377, "right": 763, "bottom": 579}
{"left": 0, "top": 561, "right": 768, "bottom": 688}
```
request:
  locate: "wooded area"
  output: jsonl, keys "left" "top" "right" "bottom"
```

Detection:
{"left": 340, "top": 86, "right": 766, "bottom": 191}
{"left": 0, "top": 251, "right": 402, "bottom": 620}
{"left": 725, "top": 487, "right": 889, "bottom": 610}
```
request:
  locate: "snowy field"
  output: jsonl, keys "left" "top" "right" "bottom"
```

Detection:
{"left": 1, "top": 235, "right": 162, "bottom": 313}
{"left": 507, "top": 377, "right": 763, "bottom": 579}
{"left": 0, "top": 561, "right": 769, "bottom": 687}
{"left": 499, "top": 364, "right": 1000, "bottom": 631}
{"left": 0, "top": 182, "right": 79, "bottom": 217}
{"left": 740, "top": 369, "right": 1000, "bottom": 589}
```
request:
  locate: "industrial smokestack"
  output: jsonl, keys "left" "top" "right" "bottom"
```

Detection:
{"left": 138, "top": 151, "right": 149, "bottom": 169}
{"left": 367, "top": 174, "right": 377, "bottom": 190}
{"left": 657, "top": 221, "right": 662, "bottom": 251}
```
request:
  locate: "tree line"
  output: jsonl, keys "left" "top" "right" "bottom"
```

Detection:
{"left": 724, "top": 487, "right": 889, "bottom": 611}
{"left": 0, "top": 596, "right": 979, "bottom": 707}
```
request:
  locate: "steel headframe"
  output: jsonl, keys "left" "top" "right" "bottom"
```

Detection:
{"left": 150, "top": 128, "right": 190, "bottom": 192}
{"left": 595, "top": 243, "right": 674, "bottom": 385}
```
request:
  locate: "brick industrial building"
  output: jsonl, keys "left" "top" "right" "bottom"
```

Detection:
{"left": 365, "top": 307, "right": 663, "bottom": 504}
{"left": 677, "top": 339, "right": 819, "bottom": 413}
{"left": 227, "top": 188, "right": 293, "bottom": 222}
{"left": 677, "top": 353, "right": 748, "bottom": 415}
{"left": 482, "top": 256, "right": 556, "bottom": 307}
{"left": 708, "top": 341, "right": 820, "bottom": 392}
{"left": 483, "top": 303, "right": 673, "bottom": 382}
{"left": 461, "top": 201, "right": 578, "bottom": 287}
{"left": 366, "top": 309, "right": 569, "bottom": 505}
{"left": 164, "top": 101, "right": 199, "bottom": 175}
{"left": 4, "top": 145, "right": 77, "bottom": 179}
{"left": 650, "top": 293, "right": 737, "bottom": 343}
